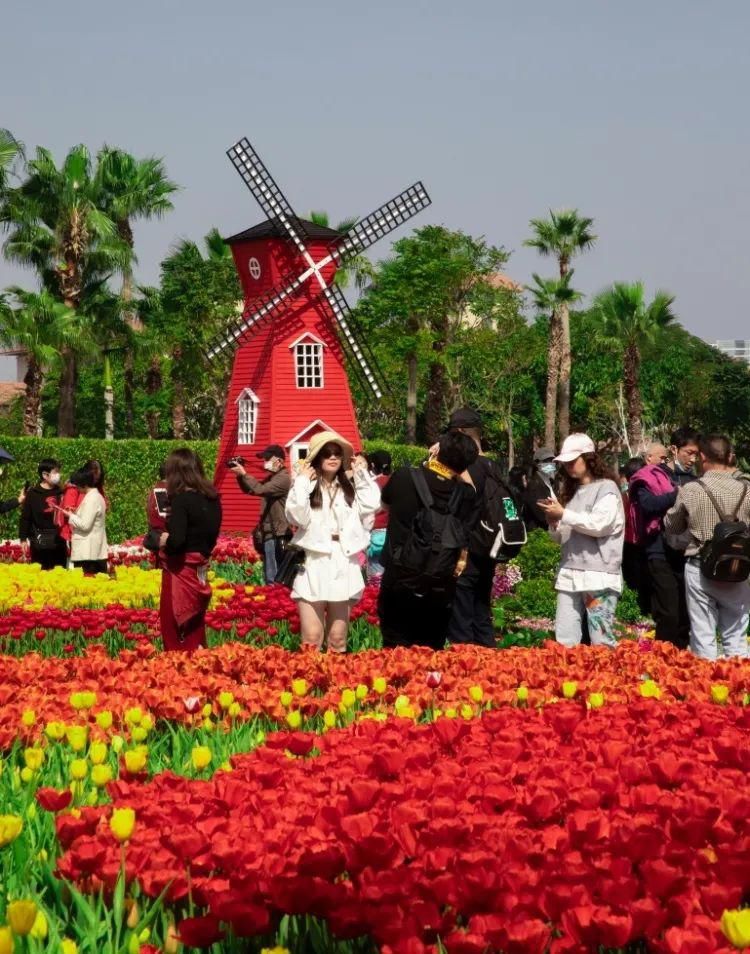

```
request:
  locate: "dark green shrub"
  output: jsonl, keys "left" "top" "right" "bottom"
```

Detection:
{"left": 615, "top": 584, "right": 643, "bottom": 622}
{"left": 503, "top": 578, "right": 558, "bottom": 620}
{"left": 0, "top": 437, "right": 426, "bottom": 542}
{"left": 515, "top": 529, "right": 561, "bottom": 582}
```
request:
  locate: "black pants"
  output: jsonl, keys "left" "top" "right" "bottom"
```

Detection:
{"left": 447, "top": 552, "right": 496, "bottom": 647}
{"left": 378, "top": 575, "right": 453, "bottom": 651}
{"left": 648, "top": 549, "right": 690, "bottom": 649}
{"left": 622, "top": 542, "right": 652, "bottom": 616}
{"left": 73, "top": 559, "right": 109, "bottom": 575}
{"left": 30, "top": 542, "right": 68, "bottom": 571}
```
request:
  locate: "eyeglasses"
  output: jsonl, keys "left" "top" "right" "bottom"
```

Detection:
{"left": 322, "top": 450, "right": 342, "bottom": 459}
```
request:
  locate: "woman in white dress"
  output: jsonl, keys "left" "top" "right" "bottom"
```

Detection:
{"left": 285, "top": 430, "right": 380, "bottom": 652}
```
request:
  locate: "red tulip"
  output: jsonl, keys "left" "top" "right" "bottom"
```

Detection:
{"left": 36, "top": 787, "right": 73, "bottom": 812}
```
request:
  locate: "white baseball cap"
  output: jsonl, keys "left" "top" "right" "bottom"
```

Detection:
{"left": 554, "top": 433, "right": 596, "bottom": 463}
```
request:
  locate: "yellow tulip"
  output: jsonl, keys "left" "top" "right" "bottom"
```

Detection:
{"left": 131, "top": 727, "right": 148, "bottom": 743}
{"left": 95, "top": 710, "right": 113, "bottom": 730}
{"left": 468, "top": 685, "right": 484, "bottom": 703}
{"left": 70, "top": 691, "right": 97, "bottom": 710}
{"left": 228, "top": 702, "right": 241, "bottom": 718}
{"left": 286, "top": 710, "right": 302, "bottom": 729}
{"left": 70, "top": 759, "right": 88, "bottom": 781}
{"left": 516, "top": 686, "right": 529, "bottom": 702}
{"left": 191, "top": 746, "right": 212, "bottom": 771}
{"left": 721, "top": 908, "right": 750, "bottom": 948}
{"left": 124, "top": 707, "right": 143, "bottom": 726}
{"left": 444, "top": 707, "right": 457, "bottom": 719}
{"left": 640, "top": 679, "right": 662, "bottom": 699}
{"left": 323, "top": 710, "right": 337, "bottom": 729}
{"left": 218, "top": 691, "right": 234, "bottom": 709}
{"left": 91, "top": 765, "right": 113, "bottom": 788}
{"left": 61, "top": 940, "right": 78, "bottom": 954}
{"left": 372, "top": 676, "right": 387, "bottom": 695}
{"left": 30, "top": 910, "right": 48, "bottom": 940}
{"left": 0, "top": 927, "right": 12, "bottom": 954}
{"left": 66, "top": 725, "right": 88, "bottom": 752}
{"left": 45, "top": 720, "right": 66, "bottom": 741}
{"left": 110, "top": 807, "right": 136, "bottom": 842}
{"left": 0, "top": 814, "right": 23, "bottom": 847}
{"left": 20, "top": 767, "right": 33, "bottom": 784}
{"left": 261, "top": 947, "right": 291, "bottom": 954}
{"left": 89, "top": 742, "right": 108, "bottom": 765}
{"left": 588, "top": 692, "right": 605, "bottom": 709}
{"left": 291, "top": 679, "right": 307, "bottom": 697}
{"left": 460, "top": 704, "right": 475, "bottom": 720}
{"left": 355, "top": 684, "right": 368, "bottom": 701}
{"left": 711, "top": 684, "right": 729, "bottom": 705}
{"left": 394, "top": 694, "right": 410, "bottom": 711}
{"left": 23, "top": 747, "right": 44, "bottom": 772}
{"left": 396, "top": 705, "right": 415, "bottom": 719}
{"left": 124, "top": 748, "right": 148, "bottom": 773}
{"left": 201, "top": 703, "right": 213, "bottom": 718}
{"left": 279, "top": 691, "right": 293, "bottom": 708}
{"left": 341, "top": 688, "right": 356, "bottom": 709}
{"left": 140, "top": 714, "right": 154, "bottom": 731}
{"left": 25, "top": 804, "right": 36, "bottom": 822}
{"left": 561, "top": 681, "right": 578, "bottom": 699}
{"left": 21, "top": 709, "right": 35, "bottom": 728}
{"left": 111, "top": 734, "right": 124, "bottom": 753}
{"left": 7, "top": 900, "right": 37, "bottom": 936}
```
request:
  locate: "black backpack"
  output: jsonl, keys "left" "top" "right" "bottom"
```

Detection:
{"left": 698, "top": 479, "right": 750, "bottom": 582}
{"left": 472, "top": 460, "right": 527, "bottom": 561}
{"left": 389, "top": 468, "right": 469, "bottom": 595}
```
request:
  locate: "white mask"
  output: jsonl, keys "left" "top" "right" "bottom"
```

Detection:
{"left": 539, "top": 462, "right": 557, "bottom": 478}
{"left": 263, "top": 459, "right": 276, "bottom": 473}
{"left": 47, "top": 472, "right": 61, "bottom": 486}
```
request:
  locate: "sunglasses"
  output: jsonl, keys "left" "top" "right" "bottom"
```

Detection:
{"left": 321, "top": 449, "right": 343, "bottom": 459}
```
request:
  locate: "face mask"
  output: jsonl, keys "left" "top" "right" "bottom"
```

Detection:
{"left": 539, "top": 462, "right": 557, "bottom": 478}
{"left": 263, "top": 459, "right": 278, "bottom": 473}
{"left": 47, "top": 473, "right": 61, "bottom": 486}
{"left": 620, "top": 482, "right": 629, "bottom": 493}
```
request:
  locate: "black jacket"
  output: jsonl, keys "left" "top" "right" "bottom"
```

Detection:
{"left": 19, "top": 485, "right": 62, "bottom": 541}
{"left": 1, "top": 498, "right": 18, "bottom": 515}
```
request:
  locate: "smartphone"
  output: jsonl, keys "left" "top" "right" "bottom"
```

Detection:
{"left": 153, "top": 488, "right": 170, "bottom": 518}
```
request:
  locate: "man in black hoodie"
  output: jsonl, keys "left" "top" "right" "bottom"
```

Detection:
{"left": 19, "top": 458, "right": 67, "bottom": 569}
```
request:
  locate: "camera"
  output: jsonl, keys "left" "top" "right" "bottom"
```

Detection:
{"left": 226, "top": 456, "right": 246, "bottom": 468}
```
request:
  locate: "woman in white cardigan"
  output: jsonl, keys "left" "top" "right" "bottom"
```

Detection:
{"left": 58, "top": 469, "right": 109, "bottom": 575}
{"left": 285, "top": 430, "right": 380, "bottom": 652}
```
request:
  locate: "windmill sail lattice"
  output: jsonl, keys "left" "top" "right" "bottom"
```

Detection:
{"left": 209, "top": 137, "right": 431, "bottom": 399}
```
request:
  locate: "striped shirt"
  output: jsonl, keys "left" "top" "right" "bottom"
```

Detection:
{"left": 664, "top": 471, "right": 750, "bottom": 556}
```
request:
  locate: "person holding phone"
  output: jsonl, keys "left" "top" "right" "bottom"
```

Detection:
{"left": 538, "top": 434, "right": 624, "bottom": 648}
{"left": 58, "top": 469, "right": 109, "bottom": 575}
{"left": 19, "top": 458, "right": 66, "bottom": 569}
{"left": 284, "top": 431, "right": 380, "bottom": 652}
{"left": 144, "top": 465, "right": 169, "bottom": 556}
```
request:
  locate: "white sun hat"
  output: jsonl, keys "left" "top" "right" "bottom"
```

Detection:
{"left": 554, "top": 433, "right": 596, "bottom": 463}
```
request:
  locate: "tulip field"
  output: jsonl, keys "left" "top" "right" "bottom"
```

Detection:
{"left": 0, "top": 548, "right": 749, "bottom": 953}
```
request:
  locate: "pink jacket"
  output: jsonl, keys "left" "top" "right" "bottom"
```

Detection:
{"left": 629, "top": 465, "right": 675, "bottom": 543}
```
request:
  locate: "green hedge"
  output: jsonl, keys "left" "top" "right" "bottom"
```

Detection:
{"left": 0, "top": 437, "right": 426, "bottom": 543}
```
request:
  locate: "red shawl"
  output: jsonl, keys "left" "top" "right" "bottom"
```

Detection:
{"left": 165, "top": 552, "right": 211, "bottom": 631}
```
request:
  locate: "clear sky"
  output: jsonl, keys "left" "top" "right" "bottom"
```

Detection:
{"left": 2, "top": 0, "right": 749, "bottom": 340}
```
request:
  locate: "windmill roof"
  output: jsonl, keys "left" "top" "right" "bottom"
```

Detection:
{"left": 224, "top": 218, "right": 342, "bottom": 244}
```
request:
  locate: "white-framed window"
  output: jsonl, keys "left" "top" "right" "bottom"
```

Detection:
{"left": 236, "top": 388, "right": 260, "bottom": 445}
{"left": 289, "top": 333, "right": 325, "bottom": 389}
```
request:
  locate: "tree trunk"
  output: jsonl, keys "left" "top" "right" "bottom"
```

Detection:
{"left": 424, "top": 358, "right": 448, "bottom": 445}
{"left": 57, "top": 347, "right": 77, "bottom": 437}
{"left": 557, "top": 301, "right": 571, "bottom": 441}
{"left": 104, "top": 387, "right": 114, "bottom": 439}
{"left": 171, "top": 347, "right": 186, "bottom": 438}
{"left": 120, "top": 257, "right": 141, "bottom": 436}
{"left": 123, "top": 350, "right": 135, "bottom": 436}
{"left": 506, "top": 391, "right": 515, "bottom": 469}
{"left": 624, "top": 343, "right": 643, "bottom": 450}
{"left": 406, "top": 351, "right": 418, "bottom": 444}
{"left": 145, "top": 356, "right": 162, "bottom": 439}
{"left": 544, "top": 310, "right": 562, "bottom": 449}
{"left": 22, "top": 359, "right": 44, "bottom": 437}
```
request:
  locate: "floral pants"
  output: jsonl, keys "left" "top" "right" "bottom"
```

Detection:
{"left": 555, "top": 589, "right": 619, "bottom": 648}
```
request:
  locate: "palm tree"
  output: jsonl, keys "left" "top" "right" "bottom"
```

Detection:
{"left": 308, "top": 210, "right": 375, "bottom": 290}
{"left": 593, "top": 282, "right": 677, "bottom": 449}
{"left": 527, "top": 271, "right": 583, "bottom": 449}
{"left": 0, "top": 129, "right": 24, "bottom": 196}
{"left": 0, "top": 287, "right": 79, "bottom": 435}
{"left": 1, "top": 145, "right": 131, "bottom": 435}
{"left": 524, "top": 209, "right": 596, "bottom": 440}
{"left": 95, "top": 147, "right": 178, "bottom": 434}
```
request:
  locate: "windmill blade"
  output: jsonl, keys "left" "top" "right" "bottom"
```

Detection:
{"left": 321, "top": 284, "right": 387, "bottom": 400}
{"left": 331, "top": 182, "right": 431, "bottom": 264}
{"left": 206, "top": 267, "right": 308, "bottom": 359}
{"left": 227, "top": 138, "right": 309, "bottom": 255}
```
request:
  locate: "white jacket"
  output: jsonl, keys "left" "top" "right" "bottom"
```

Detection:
{"left": 68, "top": 489, "right": 108, "bottom": 561}
{"left": 285, "top": 469, "right": 380, "bottom": 557}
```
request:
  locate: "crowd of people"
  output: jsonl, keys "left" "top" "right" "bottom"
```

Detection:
{"left": 3, "top": 415, "right": 749, "bottom": 661}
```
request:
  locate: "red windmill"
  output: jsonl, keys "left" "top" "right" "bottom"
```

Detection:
{"left": 211, "top": 137, "right": 431, "bottom": 532}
